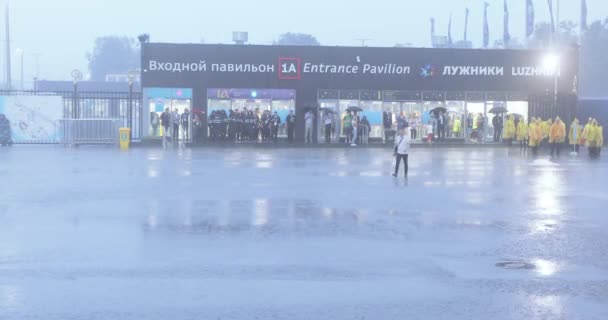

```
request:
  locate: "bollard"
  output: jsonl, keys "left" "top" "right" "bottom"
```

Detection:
{"left": 119, "top": 128, "right": 131, "bottom": 150}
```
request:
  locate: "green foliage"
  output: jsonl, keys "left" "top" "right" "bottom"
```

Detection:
{"left": 87, "top": 36, "right": 139, "bottom": 81}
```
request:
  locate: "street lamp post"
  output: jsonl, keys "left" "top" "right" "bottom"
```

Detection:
{"left": 71, "top": 69, "right": 83, "bottom": 119}
{"left": 16, "top": 48, "right": 23, "bottom": 90}
{"left": 543, "top": 54, "right": 560, "bottom": 111}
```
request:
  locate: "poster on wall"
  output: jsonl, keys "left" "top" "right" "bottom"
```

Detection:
{"left": 0, "top": 96, "right": 63, "bottom": 143}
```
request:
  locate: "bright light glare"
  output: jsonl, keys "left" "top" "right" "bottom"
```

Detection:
{"left": 543, "top": 54, "right": 560, "bottom": 73}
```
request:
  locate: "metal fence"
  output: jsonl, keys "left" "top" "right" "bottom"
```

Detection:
{"left": 0, "top": 90, "right": 142, "bottom": 144}
{"left": 59, "top": 119, "right": 123, "bottom": 145}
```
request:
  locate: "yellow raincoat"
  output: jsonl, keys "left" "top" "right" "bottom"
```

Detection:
{"left": 581, "top": 120, "right": 592, "bottom": 143}
{"left": 549, "top": 120, "right": 566, "bottom": 143}
{"left": 587, "top": 124, "right": 599, "bottom": 147}
{"left": 453, "top": 118, "right": 462, "bottom": 135}
{"left": 529, "top": 121, "right": 542, "bottom": 147}
{"left": 503, "top": 116, "right": 516, "bottom": 139}
{"left": 599, "top": 126, "right": 604, "bottom": 147}
{"left": 516, "top": 121, "right": 528, "bottom": 142}
{"left": 541, "top": 120, "right": 552, "bottom": 140}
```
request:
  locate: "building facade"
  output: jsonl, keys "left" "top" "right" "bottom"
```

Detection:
{"left": 141, "top": 43, "right": 578, "bottom": 143}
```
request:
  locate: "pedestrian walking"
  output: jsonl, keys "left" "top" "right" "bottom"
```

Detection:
{"left": 392, "top": 129, "right": 411, "bottom": 178}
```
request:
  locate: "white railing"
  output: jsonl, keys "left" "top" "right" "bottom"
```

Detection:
{"left": 59, "top": 119, "right": 122, "bottom": 145}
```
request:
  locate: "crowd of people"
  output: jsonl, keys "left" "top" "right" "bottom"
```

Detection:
{"left": 152, "top": 108, "right": 192, "bottom": 143}
{"left": 519, "top": 117, "right": 603, "bottom": 159}
{"left": 207, "top": 108, "right": 292, "bottom": 143}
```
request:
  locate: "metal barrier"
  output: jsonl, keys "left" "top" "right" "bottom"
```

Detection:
{"left": 59, "top": 119, "right": 122, "bottom": 145}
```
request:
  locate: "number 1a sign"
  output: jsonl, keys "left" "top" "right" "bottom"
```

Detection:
{"left": 278, "top": 57, "right": 301, "bottom": 80}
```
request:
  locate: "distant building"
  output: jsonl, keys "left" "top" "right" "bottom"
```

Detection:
{"left": 36, "top": 80, "right": 141, "bottom": 93}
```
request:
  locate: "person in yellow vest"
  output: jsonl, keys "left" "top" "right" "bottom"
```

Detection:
{"left": 598, "top": 122, "right": 603, "bottom": 157}
{"left": 549, "top": 117, "right": 567, "bottom": 158}
{"left": 587, "top": 119, "right": 600, "bottom": 158}
{"left": 581, "top": 117, "right": 593, "bottom": 145}
{"left": 503, "top": 115, "right": 516, "bottom": 145}
{"left": 516, "top": 117, "right": 529, "bottom": 151}
{"left": 569, "top": 118, "right": 582, "bottom": 153}
{"left": 528, "top": 118, "right": 542, "bottom": 156}
{"left": 541, "top": 118, "right": 552, "bottom": 144}
{"left": 453, "top": 117, "right": 462, "bottom": 138}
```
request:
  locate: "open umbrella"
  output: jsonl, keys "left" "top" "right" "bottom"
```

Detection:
{"left": 346, "top": 106, "right": 363, "bottom": 112}
{"left": 319, "top": 107, "right": 335, "bottom": 114}
{"left": 489, "top": 106, "right": 508, "bottom": 114}
{"left": 429, "top": 107, "right": 447, "bottom": 114}
{"left": 303, "top": 106, "right": 318, "bottom": 112}
{"left": 509, "top": 113, "right": 524, "bottom": 120}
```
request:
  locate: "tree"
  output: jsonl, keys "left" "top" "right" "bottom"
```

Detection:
{"left": 87, "top": 36, "right": 140, "bottom": 81}
{"left": 580, "top": 19, "right": 608, "bottom": 97}
{"left": 528, "top": 21, "right": 578, "bottom": 49}
{"left": 275, "top": 33, "right": 320, "bottom": 46}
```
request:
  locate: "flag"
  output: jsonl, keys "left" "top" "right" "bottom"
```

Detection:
{"left": 581, "top": 0, "right": 588, "bottom": 32}
{"left": 464, "top": 8, "right": 470, "bottom": 41}
{"left": 503, "top": 0, "right": 510, "bottom": 47}
{"left": 526, "top": 0, "right": 535, "bottom": 37}
{"left": 448, "top": 14, "right": 453, "bottom": 45}
{"left": 483, "top": 2, "right": 490, "bottom": 48}
{"left": 548, "top": 0, "right": 555, "bottom": 33}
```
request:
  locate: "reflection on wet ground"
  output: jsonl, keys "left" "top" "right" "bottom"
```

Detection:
{"left": 1, "top": 146, "right": 608, "bottom": 320}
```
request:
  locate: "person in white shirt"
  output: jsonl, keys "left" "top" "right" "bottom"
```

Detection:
{"left": 305, "top": 111, "right": 315, "bottom": 143}
{"left": 393, "top": 129, "right": 411, "bottom": 177}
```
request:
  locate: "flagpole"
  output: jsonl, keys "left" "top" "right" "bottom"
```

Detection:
{"left": 4, "top": 0, "right": 11, "bottom": 90}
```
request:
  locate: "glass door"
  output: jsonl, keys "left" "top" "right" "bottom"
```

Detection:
{"left": 318, "top": 100, "right": 339, "bottom": 143}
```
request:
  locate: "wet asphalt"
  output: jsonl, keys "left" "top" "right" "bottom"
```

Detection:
{"left": 0, "top": 145, "right": 607, "bottom": 320}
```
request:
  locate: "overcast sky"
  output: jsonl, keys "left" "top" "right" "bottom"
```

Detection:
{"left": 4, "top": 0, "right": 607, "bottom": 81}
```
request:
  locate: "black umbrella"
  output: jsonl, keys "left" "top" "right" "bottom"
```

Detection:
{"left": 303, "top": 106, "right": 318, "bottom": 112}
{"left": 489, "top": 106, "right": 508, "bottom": 114}
{"left": 429, "top": 107, "right": 447, "bottom": 114}
{"left": 509, "top": 113, "right": 524, "bottom": 119}
{"left": 346, "top": 106, "right": 363, "bottom": 112}
{"left": 319, "top": 107, "right": 335, "bottom": 113}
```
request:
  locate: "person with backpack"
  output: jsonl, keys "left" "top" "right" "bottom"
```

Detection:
{"left": 392, "top": 129, "right": 411, "bottom": 178}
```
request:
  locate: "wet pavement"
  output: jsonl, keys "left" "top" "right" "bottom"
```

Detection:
{"left": 1, "top": 146, "right": 608, "bottom": 320}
